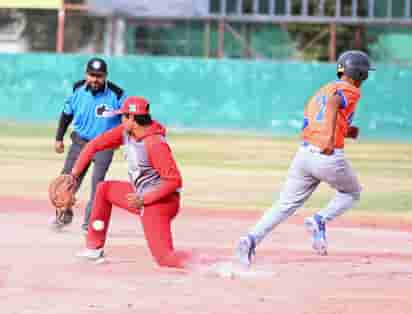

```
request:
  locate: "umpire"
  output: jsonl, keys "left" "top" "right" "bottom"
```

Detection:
{"left": 52, "top": 57, "right": 126, "bottom": 232}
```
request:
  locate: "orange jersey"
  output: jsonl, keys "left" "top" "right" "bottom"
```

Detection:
{"left": 301, "top": 80, "right": 360, "bottom": 149}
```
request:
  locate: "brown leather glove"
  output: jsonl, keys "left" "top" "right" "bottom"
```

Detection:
{"left": 48, "top": 174, "right": 77, "bottom": 224}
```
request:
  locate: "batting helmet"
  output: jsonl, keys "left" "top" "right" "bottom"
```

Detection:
{"left": 337, "top": 50, "right": 375, "bottom": 81}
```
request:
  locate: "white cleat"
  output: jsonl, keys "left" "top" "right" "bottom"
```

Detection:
{"left": 236, "top": 235, "right": 256, "bottom": 268}
{"left": 304, "top": 215, "right": 328, "bottom": 256}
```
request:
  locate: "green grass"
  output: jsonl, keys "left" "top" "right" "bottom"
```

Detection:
{"left": 0, "top": 121, "right": 56, "bottom": 137}
{"left": 1, "top": 122, "right": 411, "bottom": 215}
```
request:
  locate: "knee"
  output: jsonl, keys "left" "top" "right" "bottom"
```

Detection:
{"left": 350, "top": 191, "right": 361, "bottom": 201}
{"left": 276, "top": 200, "right": 300, "bottom": 216}
{"left": 350, "top": 184, "right": 362, "bottom": 201}
{"left": 155, "top": 253, "right": 176, "bottom": 268}
{"left": 353, "top": 182, "right": 362, "bottom": 200}
{"left": 340, "top": 190, "right": 361, "bottom": 201}
{"left": 155, "top": 251, "right": 186, "bottom": 268}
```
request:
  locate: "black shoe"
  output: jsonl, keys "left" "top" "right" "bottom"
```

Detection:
{"left": 81, "top": 223, "right": 88, "bottom": 235}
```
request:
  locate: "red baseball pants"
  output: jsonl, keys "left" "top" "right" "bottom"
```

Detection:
{"left": 86, "top": 180, "right": 189, "bottom": 268}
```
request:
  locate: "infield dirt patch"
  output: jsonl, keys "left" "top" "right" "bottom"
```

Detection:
{"left": 1, "top": 197, "right": 412, "bottom": 314}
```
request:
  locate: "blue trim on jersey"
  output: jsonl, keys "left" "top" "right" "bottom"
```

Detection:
{"left": 63, "top": 83, "right": 126, "bottom": 140}
{"left": 347, "top": 112, "right": 355, "bottom": 125}
{"left": 302, "top": 117, "right": 309, "bottom": 130}
{"left": 335, "top": 89, "right": 348, "bottom": 109}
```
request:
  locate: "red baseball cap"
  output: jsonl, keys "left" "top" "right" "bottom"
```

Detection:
{"left": 116, "top": 96, "right": 150, "bottom": 115}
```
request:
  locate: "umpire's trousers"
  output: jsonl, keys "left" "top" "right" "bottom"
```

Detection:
{"left": 62, "top": 131, "right": 114, "bottom": 229}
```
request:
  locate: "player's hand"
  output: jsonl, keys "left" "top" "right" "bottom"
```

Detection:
{"left": 55, "top": 141, "right": 64, "bottom": 154}
{"left": 322, "top": 139, "right": 335, "bottom": 155}
{"left": 126, "top": 193, "right": 144, "bottom": 209}
{"left": 346, "top": 126, "right": 359, "bottom": 139}
{"left": 322, "top": 147, "right": 334, "bottom": 155}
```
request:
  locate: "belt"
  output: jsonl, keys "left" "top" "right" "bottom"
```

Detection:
{"left": 301, "top": 142, "right": 343, "bottom": 154}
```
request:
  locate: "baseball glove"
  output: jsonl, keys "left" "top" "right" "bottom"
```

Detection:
{"left": 48, "top": 174, "right": 77, "bottom": 224}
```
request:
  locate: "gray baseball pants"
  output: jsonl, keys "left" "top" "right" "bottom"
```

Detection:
{"left": 62, "top": 132, "right": 114, "bottom": 229}
{"left": 250, "top": 144, "right": 361, "bottom": 245}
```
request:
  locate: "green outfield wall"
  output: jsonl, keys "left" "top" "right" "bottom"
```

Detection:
{"left": 0, "top": 53, "right": 411, "bottom": 141}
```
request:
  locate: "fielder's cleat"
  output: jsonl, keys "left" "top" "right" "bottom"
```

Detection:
{"left": 76, "top": 248, "right": 104, "bottom": 261}
{"left": 236, "top": 234, "right": 256, "bottom": 267}
{"left": 304, "top": 214, "right": 328, "bottom": 256}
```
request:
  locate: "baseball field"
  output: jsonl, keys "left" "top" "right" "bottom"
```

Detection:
{"left": 1, "top": 121, "right": 412, "bottom": 314}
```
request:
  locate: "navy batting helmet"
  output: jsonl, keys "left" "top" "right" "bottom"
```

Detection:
{"left": 337, "top": 50, "right": 375, "bottom": 81}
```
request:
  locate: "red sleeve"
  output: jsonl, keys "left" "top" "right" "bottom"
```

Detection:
{"left": 72, "top": 125, "right": 124, "bottom": 177}
{"left": 142, "top": 136, "right": 182, "bottom": 205}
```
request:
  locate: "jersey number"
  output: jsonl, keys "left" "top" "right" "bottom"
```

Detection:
{"left": 315, "top": 95, "right": 327, "bottom": 122}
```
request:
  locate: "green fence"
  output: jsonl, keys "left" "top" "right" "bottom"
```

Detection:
{"left": 126, "top": 22, "right": 296, "bottom": 59}
{"left": 0, "top": 53, "right": 411, "bottom": 141}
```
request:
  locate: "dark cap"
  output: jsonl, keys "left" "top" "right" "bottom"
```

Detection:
{"left": 115, "top": 96, "right": 150, "bottom": 115}
{"left": 86, "top": 57, "right": 108, "bottom": 74}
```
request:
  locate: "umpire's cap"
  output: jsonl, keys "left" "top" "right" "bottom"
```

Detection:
{"left": 337, "top": 50, "right": 375, "bottom": 81}
{"left": 86, "top": 57, "right": 108, "bottom": 74}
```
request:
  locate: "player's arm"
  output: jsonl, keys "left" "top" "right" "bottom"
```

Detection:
{"left": 338, "top": 88, "right": 360, "bottom": 140}
{"left": 322, "top": 94, "right": 341, "bottom": 155}
{"left": 55, "top": 112, "right": 73, "bottom": 153}
{"left": 55, "top": 92, "right": 75, "bottom": 154}
{"left": 141, "top": 137, "right": 182, "bottom": 206}
{"left": 55, "top": 82, "right": 84, "bottom": 153}
{"left": 71, "top": 125, "right": 124, "bottom": 178}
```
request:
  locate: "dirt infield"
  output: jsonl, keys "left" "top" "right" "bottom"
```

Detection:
{"left": 2, "top": 197, "right": 412, "bottom": 314}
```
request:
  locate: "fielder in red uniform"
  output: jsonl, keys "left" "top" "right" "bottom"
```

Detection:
{"left": 72, "top": 96, "right": 190, "bottom": 268}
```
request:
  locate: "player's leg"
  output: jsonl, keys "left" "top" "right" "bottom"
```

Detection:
{"left": 81, "top": 184, "right": 188, "bottom": 267}
{"left": 82, "top": 148, "right": 114, "bottom": 232}
{"left": 304, "top": 152, "right": 361, "bottom": 255}
{"left": 85, "top": 180, "right": 136, "bottom": 249}
{"left": 140, "top": 193, "right": 189, "bottom": 268}
{"left": 237, "top": 149, "right": 320, "bottom": 267}
{"left": 318, "top": 155, "right": 361, "bottom": 220}
{"left": 77, "top": 180, "right": 136, "bottom": 260}
{"left": 62, "top": 136, "right": 90, "bottom": 188}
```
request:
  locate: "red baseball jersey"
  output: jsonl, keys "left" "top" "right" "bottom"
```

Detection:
{"left": 302, "top": 80, "right": 360, "bottom": 149}
{"left": 73, "top": 121, "right": 182, "bottom": 205}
